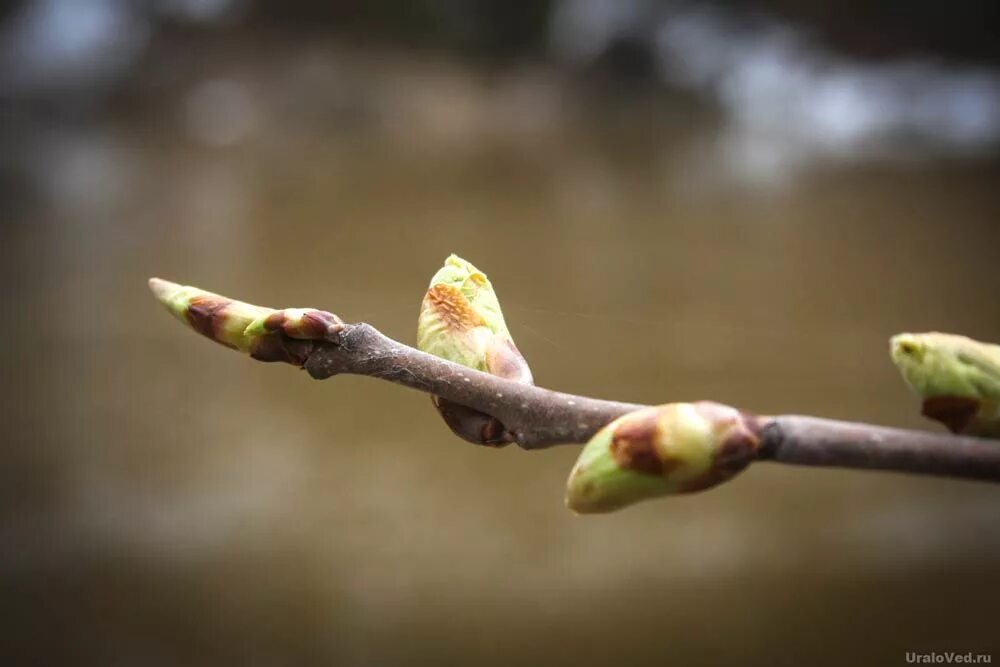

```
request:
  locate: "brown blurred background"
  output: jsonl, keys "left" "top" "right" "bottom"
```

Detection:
{"left": 2, "top": 1, "right": 1000, "bottom": 665}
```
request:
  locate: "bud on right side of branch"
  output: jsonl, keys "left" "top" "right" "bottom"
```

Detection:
{"left": 891, "top": 332, "right": 1000, "bottom": 437}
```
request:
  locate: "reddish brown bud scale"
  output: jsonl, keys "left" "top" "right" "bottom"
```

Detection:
{"left": 263, "top": 309, "right": 344, "bottom": 341}
{"left": 248, "top": 336, "right": 317, "bottom": 366}
{"left": 922, "top": 396, "right": 982, "bottom": 434}
{"left": 186, "top": 295, "right": 239, "bottom": 350}
{"left": 485, "top": 339, "right": 533, "bottom": 384}
{"left": 431, "top": 396, "right": 510, "bottom": 446}
{"left": 610, "top": 409, "right": 668, "bottom": 475}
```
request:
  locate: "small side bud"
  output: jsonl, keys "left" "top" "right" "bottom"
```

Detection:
{"left": 890, "top": 332, "right": 1000, "bottom": 436}
{"left": 565, "top": 402, "right": 761, "bottom": 514}
{"left": 416, "top": 255, "right": 532, "bottom": 446}
{"left": 148, "top": 278, "right": 343, "bottom": 367}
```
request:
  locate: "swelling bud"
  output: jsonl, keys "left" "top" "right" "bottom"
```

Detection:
{"left": 891, "top": 332, "right": 1000, "bottom": 436}
{"left": 566, "top": 402, "right": 761, "bottom": 513}
{"left": 417, "top": 255, "right": 532, "bottom": 445}
{"left": 149, "top": 277, "right": 343, "bottom": 366}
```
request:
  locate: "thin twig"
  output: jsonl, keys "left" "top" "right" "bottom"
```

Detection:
{"left": 302, "top": 322, "right": 1000, "bottom": 483}
{"left": 757, "top": 417, "right": 1000, "bottom": 482}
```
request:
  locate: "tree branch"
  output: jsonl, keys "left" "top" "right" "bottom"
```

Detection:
{"left": 304, "top": 323, "right": 1000, "bottom": 483}
{"left": 147, "top": 275, "right": 1000, "bottom": 487}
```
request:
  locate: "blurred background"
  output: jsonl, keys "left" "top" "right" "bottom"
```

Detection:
{"left": 2, "top": 1, "right": 1000, "bottom": 664}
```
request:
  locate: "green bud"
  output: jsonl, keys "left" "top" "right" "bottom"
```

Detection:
{"left": 416, "top": 255, "right": 532, "bottom": 445}
{"left": 149, "top": 278, "right": 343, "bottom": 366}
{"left": 565, "top": 402, "right": 761, "bottom": 514}
{"left": 890, "top": 332, "right": 1000, "bottom": 436}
